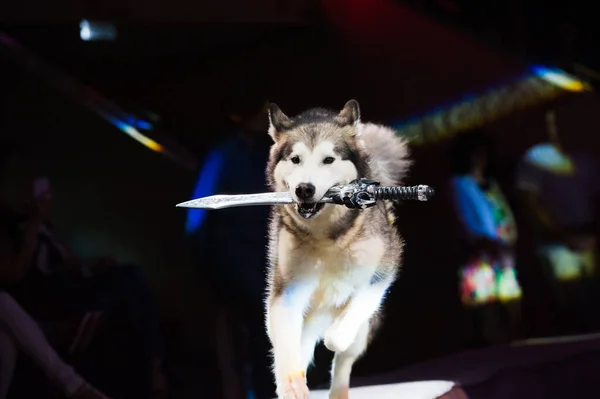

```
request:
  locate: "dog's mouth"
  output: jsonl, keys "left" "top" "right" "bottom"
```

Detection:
{"left": 295, "top": 202, "right": 325, "bottom": 219}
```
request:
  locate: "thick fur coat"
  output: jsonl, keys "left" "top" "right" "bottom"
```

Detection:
{"left": 264, "top": 100, "right": 410, "bottom": 399}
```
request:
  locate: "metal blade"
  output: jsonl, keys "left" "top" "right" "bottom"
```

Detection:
{"left": 176, "top": 191, "right": 296, "bottom": 209}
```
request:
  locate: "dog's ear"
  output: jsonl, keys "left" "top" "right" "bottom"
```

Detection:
{"left": 334, "top": 100, "right": 361, "bottom": 127}
{"left": 268, "top": 103, "right": 293, "bottom": 141}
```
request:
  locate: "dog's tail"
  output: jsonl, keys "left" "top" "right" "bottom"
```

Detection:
{"left": 357, "top": 123, "right": 411, "bottom": 186}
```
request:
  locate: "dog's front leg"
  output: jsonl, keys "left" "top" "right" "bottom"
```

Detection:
{"left": 324, "top": 278, "right": 392, "bottom": 353}
{"left": 267, "top": 281, "right": 315, "bottom": 399}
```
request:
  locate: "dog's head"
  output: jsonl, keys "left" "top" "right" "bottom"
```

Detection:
{"left": 266, "top": 100, "right": 370, "bottom": 219}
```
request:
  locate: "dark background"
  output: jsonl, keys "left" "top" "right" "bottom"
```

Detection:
{"left": 2, "top": 0, "right": 600, "bottom": 396}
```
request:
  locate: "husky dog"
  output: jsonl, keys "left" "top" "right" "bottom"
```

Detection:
{"left": 264, "top": 100, "right": 410, "bottom": 399}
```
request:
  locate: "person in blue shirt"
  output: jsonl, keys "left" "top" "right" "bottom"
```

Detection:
{"left": 186, "top": 87, "right": 274, "bottom": 399}
{"left": 449, "top": 130, "right": 522, "bottom": 347}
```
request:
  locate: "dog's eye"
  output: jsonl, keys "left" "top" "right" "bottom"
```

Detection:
{"left": 323, "top": 157, "right": 335, "bottom": 165}
{"left": 291, "top": 156, "right": 300, "bottom": 164}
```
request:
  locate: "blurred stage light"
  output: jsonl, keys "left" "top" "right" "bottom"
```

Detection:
{"left": 124, "top": 116, "right": 154, "bottom": 131}
{"left": 79, "top": 20, "right": 117, "bottom": 41}
{"left": 108, "top": 117, "right": 163, "bottom": 153}
{"left": 394, "top": 65, "right": 590, "bottom": 145}
{"left": 531, "top": 65, "right": 588, "bottom": 92}
{"left": 524, "top": 143, "right": 574, "bottom": 174}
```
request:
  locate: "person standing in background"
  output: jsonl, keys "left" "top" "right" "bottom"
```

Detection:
{"left": 186, "top": 83, "right": 274, "bottom": 399}
{"left": 0, "top": 141, "right": 167, "bottom": 399}
{"left": 450, "top": 130, "right": 523, "bottom": 347}
{"left": 516, "top": 109, "right": 599, "bottom": 333}
{"left": 0, "top": 141, "right": 110, "bottom": 399}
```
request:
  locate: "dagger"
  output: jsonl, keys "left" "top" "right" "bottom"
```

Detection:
{"left": 176, "top": 179, "right": 434, "bottom": 210}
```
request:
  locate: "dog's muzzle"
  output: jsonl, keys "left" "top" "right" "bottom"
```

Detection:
{"left": 295, "top": 202, "right": 325, "bottom": 219}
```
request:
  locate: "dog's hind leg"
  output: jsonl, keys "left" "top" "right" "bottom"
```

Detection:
{"left": 328, "top": 320, "right": 370, "bottom": 399}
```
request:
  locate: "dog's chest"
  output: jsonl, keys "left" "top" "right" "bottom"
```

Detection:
{"left": 304, "top": 247, "right": 373, "bottom": 309}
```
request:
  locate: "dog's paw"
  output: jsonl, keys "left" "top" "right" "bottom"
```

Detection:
{"left": 324, "top": 323, "right": 355, "bottom": 353}
{"left": 277, "top": 372, "right": 309, "bottom": 399}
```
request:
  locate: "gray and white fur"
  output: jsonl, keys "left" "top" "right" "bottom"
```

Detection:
{"left": 264, "top": 100, "right": 410, "bottom": 399}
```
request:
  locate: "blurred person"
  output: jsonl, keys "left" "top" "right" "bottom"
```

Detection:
{"left": 0, "top": 145, "right": 108, "bottom": 399}
{"left": 516, "top": 109, "right": 599, "bottom": 332}
{"left": 0, "top": 293, "right": 110, "bottom": 399}
{"left": 0, "top": 142, "right": 167, "bottom": 398}
{"left": 185, "top": 84, "right": 274, "bottom": 399}
{"left": 450, "top": 130, "right": 523, "bottom": 347}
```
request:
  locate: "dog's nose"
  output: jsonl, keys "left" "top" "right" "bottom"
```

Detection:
{"left": 295, "top": 183, "right": 316, "bottom": 200}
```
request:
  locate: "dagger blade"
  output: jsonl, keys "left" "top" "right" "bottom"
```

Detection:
{"left": 176, "top": 191, "right": 298, "bottom": 209}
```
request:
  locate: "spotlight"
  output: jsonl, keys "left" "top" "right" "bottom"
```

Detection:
{"left": 79, "top": 20, "right": 117, "bottom": 41}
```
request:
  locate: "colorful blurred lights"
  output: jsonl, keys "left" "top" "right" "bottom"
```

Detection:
{"left": 460, "top": 258, "right": 523, "bottom": 306}
{"left": 531, "top": 65, "right": 588, "bottom": 92}
{"left": 113, "top": 119, "right": 163, "bottom": 153}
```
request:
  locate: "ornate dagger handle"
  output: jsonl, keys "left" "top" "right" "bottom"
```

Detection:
{"left": 325, "top": 179, "right": 435, "bottom": 210}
